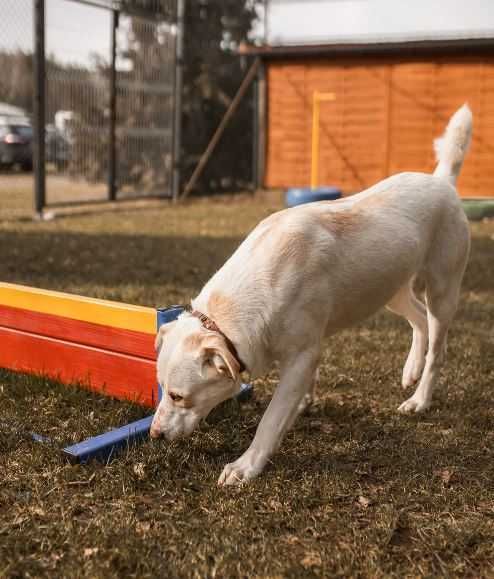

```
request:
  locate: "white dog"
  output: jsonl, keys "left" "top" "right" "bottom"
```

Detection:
{"left": 151, "top": 104, "right": 472, "bottom": 485}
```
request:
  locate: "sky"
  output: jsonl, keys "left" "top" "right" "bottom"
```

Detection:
{"left": 1, "top": 0, "right": 111, "bottom": 66}
{"left": 1, "top": 0, "right": 494, "bottom": 68}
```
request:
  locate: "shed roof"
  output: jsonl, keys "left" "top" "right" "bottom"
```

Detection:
{"left": 239, "top": 37, "right": 494, "bottom": 59}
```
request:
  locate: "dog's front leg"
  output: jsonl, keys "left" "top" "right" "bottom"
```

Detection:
{"left": 218, "top": 348, "right": 319, "bottom": 486}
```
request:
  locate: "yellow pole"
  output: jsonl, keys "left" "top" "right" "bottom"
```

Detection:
{"left": 311, "top": 92, "right": 320, "bottom": 190}
{"left": 311, "top": 91, "right": 336, "bottom": 190}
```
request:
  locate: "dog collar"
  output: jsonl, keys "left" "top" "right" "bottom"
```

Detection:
{"left": 183, "top": 305, "right": 247, "bottom": 374}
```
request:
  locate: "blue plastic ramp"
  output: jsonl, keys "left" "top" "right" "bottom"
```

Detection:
{"left": 63, "top": 416, "right": 153, "bottom": 464}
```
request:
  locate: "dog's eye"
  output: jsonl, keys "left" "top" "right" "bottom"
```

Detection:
{"left": 169, "top": 391, "right": 183, "bottom": 402}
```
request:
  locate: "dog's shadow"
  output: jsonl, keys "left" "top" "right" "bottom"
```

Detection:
{"left": 280, "top": 395, "right": 492, "bottom": 484}
{"left": 184, "top": 382, "right": 492, "bottom": 486}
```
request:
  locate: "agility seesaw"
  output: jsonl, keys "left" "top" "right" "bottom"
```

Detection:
{"left": 0, "top": 282, "right": 252, "bottom": 463}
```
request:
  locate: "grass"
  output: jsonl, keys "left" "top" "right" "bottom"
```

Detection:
{"left": 0, "top": 172, "right": 108, "bottom": 219}
{"left": 0, "top": 192, "right": 493, "bottom": 577}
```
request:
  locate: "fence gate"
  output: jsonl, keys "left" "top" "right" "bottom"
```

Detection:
{"left": 115, "top": 8, "right": 176, "bottom": 199}
{"left": 0, "top": 0, "right": 34, "bottom": 219}
{"left": 41, "top": 0, "right": 177, "bottom": 210}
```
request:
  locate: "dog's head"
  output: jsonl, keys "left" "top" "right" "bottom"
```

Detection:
{"left": 150, "top": 315, "right": 242, "bottom": 440}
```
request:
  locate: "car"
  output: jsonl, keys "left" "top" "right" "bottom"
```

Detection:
{"left": 0, "top": 116, "right": 33, "bottom": 171}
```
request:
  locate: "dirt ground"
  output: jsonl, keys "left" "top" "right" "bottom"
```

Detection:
{"left": 0, "top": 193, "right": 493, "bottom": 578}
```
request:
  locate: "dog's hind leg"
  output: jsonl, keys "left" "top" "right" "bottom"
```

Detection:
{"left": 386, "top": 279, "right": 428, "bottom": 388}
{"left": 398, "top": 283, "right": 457, "bottom": 413}
{"left": 398, "top": 223, "right": 469, "bottom": 413}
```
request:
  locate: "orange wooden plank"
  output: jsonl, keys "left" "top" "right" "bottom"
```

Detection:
{"left": 0, "top": 304, "right": 155, "bottom": 360}
{"left": 0, "top": 327, "right": 156, "bottom": 407}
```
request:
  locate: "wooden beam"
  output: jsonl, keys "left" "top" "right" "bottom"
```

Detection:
{"left": 0, "top": 305, "right": 155, "bottom": 360}
{"left": 0, "top": 282, "right": 155, "bottom": 334}
{"left": 180, "top": 58, "right": 261, "bottom": 201}
{"left": 0, "top": 326, "right": 156, "bottom": 407}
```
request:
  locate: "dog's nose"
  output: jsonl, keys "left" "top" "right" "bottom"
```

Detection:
{"left": 149, "top": 418, "right": 161, "bottom": 439}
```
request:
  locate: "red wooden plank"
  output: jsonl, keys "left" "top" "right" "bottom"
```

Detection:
{"left": 0, "top": 327, "right": 156, "bottom": 407}
{"left": 0, "top": 305, "right": 155, "bottom": 360}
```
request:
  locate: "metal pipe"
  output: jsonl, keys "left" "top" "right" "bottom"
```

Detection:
{"left": 171, "top": 0, "right": 185, "bottom": 202}
{"left": 33, "top": 0, "right": 46, "bottom": 216}
{"left": 108, "top": 9, "right": 118, "bottom": 201}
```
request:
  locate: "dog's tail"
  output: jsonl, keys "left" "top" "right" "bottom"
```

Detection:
{"left": 433, "top": 103, "right": 472, "bottom": 185}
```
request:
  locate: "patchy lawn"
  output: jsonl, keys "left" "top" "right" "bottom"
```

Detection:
{"left": 0, "top": 173, "right": 107, "bottom": 219}
{"left": 0, "top": 195, "right": 493, "bottom": 578}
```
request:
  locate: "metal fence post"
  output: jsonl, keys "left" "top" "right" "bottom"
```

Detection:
{"left": 172, "top": 0, "right": 185, "bottom": 202}
{"left": 33, "top": 0, "right": 46, "bottom": 216}
{"left": 108, "top": 9, "right": 118, "bottom": 202}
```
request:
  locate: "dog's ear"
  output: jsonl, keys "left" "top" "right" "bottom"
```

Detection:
{"left": 200, "top": 334, "right": 240, "bottom": 381}
{"left": 155, "top": 321, "right": 177, "bottom": 353}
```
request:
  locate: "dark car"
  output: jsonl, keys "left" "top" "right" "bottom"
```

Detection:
{"left": 0, "top": 118, "right": 33, "bottom": 171}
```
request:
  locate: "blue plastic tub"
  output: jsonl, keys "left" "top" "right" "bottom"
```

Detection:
{"left": 286, "top": 186, "right": 342, "bottom": 208}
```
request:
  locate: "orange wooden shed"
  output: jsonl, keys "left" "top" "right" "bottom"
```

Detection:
{"left": 244, "top": 40, "right": 494, "bottom": 198}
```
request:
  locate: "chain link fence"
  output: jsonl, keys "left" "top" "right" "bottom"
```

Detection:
{"left": 0, "top": 0, "right": 178, "bottom": 218}
{"left": 115, "top": 12, "right": 176, "bottom": 197}
{"left": 0, "top": 0, "right": 34, "bottom": 218}
{"left": 44, "top": 0, "right": 112, "bottom": 206}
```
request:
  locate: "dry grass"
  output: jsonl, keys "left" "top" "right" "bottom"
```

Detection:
{"left": 0, "top": 194, "right": 493, "bottom": 578}
{"left": 0, "top": 172, "right": 108, "bottom": 219}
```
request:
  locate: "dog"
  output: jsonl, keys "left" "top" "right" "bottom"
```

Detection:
{"left": 151, "top": 104, "right": 472, "bottom": 486}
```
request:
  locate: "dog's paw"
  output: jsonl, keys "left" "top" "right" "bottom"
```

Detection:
{"left": 217, "top": 453, "right": 264, "bottom": 486}
{"left": 398, "top": 396, "right": 431, "bottom": 414}
{"left": 401, "top": 354, "right": 425, "bottom": 389}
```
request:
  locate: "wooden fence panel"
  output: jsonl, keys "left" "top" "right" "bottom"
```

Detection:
{"left": 265, "top": 56, "right": 494, "bottom": 198}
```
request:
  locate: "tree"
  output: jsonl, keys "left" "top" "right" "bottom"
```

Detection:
{"left": 181, "top": 0, "right": 258, "bottom": 193}
{"left": 0, "top": 51, "right": 33, "bottom": 113}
